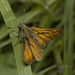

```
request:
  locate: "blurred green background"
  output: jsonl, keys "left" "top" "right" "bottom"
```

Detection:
{"left": 0, "top": 0, "right": 74, "bottom": 75}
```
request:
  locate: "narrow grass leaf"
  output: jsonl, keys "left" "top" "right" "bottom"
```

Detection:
{"left": 0, "top": 0, "right": 32, "bottom": 75}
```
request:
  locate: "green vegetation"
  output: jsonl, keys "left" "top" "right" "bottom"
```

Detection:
{"left": 0, "top": 0, "right": 74, "bottom": 75}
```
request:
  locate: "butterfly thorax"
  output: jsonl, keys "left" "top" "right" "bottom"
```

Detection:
{"left": 18, "top": 24, "right": 33, "bottom": 38}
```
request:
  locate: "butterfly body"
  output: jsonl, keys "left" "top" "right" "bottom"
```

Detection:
{"left": 18, "top": 23, "right": 63, "bottom": 64}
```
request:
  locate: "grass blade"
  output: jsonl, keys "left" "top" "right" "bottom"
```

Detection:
{"left": 0, "top": 0, "right": 32, "bottom": 75}
{"left": 63, "top": 0, "right": 74, "bottom": 75}
{"left": 67, "top": 0, "right": 74, "bottom": 75}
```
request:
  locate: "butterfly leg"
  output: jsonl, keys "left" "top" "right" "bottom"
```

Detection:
{"left": 7, "top": 30, "right": 19, "bottom": 46}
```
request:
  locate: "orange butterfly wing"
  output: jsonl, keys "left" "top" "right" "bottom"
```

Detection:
{"left": 31, "top": 27, "right": 63, "bottom": 50}
{"left": 22, "top": 37, "right": 33, "bottom": 64}
{"left": 22, "top": 27, "right": 63, "bottom": 63}
{"left": 22, "top": 36, "right": 43, "bottom": 64}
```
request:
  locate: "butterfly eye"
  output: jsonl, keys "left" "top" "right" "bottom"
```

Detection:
{"left": 19, "top": 26, "right": 22, "bottom": 31}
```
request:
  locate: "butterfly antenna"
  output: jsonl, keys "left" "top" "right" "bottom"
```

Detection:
{"left": 23, "top": 8, "right": 25, "bottom": 24}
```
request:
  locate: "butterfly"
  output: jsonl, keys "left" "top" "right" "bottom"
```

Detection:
{"left": 18, "top": 23, "right": 63, "bottom": 64}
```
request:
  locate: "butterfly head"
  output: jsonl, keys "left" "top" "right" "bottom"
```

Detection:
{"left": 18, "top": 23, "right": 26, "bottom": 31}
{"left": 18, "top": 23, "right": 32, "bottom": 37}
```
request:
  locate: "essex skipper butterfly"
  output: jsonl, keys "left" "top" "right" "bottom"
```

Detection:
{"left": 18, "top": 23, "right": 63, "bottom": 64}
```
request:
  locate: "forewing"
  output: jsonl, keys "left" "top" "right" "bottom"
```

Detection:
{"left": 31, "top": 27, "right": 63, "bottom": 49}
{"left": 23, "top": 36, "right": 43, "bottom": 62}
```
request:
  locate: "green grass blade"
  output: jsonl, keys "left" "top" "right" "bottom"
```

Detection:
{"left": 18, "top": 6, "right": 42, "bottom": 24}
{"left": 0, "top": 25, "right": 8, "bottom": 40}
{"left": 0, "top": 69, "right": 17, "bottom": 75}
{"left": 0, "top": 39, "right": 11, "bottom": 48}
{"left": 39, "top": 65, "right": 57, "bottom": 74}
{"left": 0, "top": 0, "right": 32, "bottom": 75}
{"left": 63, "top": 0, "right": 74, "bottom": 75}
{"left": 63, "top": 0, "right": 69, "bottom": 74}
{"left": 67, "top": 0, "right": 74, "bottom": 75}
